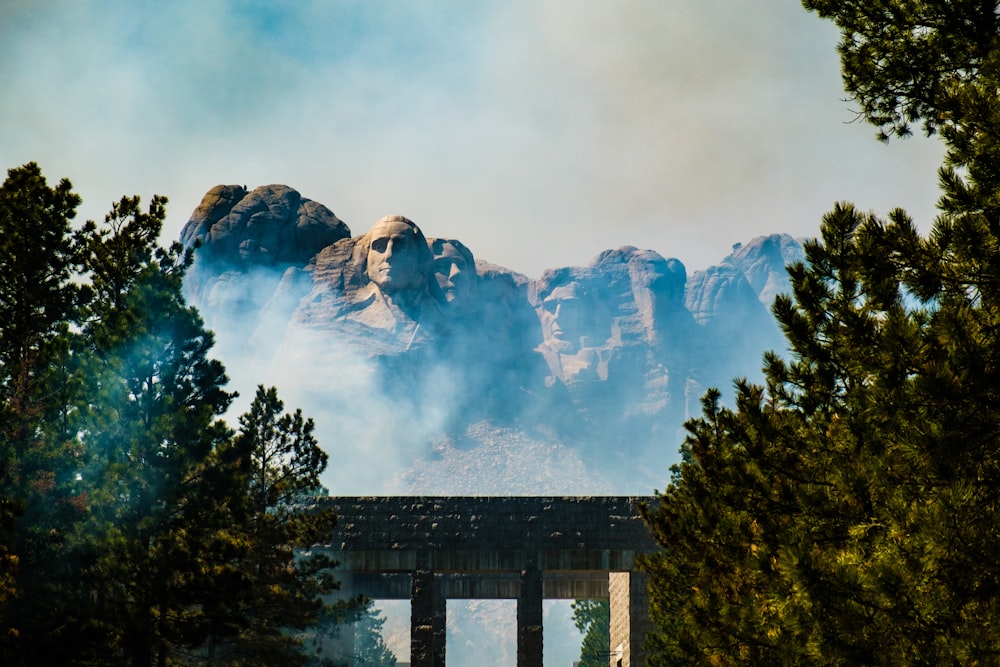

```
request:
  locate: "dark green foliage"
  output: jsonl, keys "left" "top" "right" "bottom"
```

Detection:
{"left": 572, "top": 599, "right": 610, "bottom": 667}
{"left": 68, "top": 194, "right": 238, "bottom": 666}
{"left": 0, "top": 162, "right": 84, "bottom": 411}
{"left": 640, "top": 3, "right": 1000, "bottom": 665}
{"left": 800, "top": 0, "right": 998, "bottom": 138}
{"left": 0, "top": 163, "right": 89, "bottom": 656}
{"left": 801, "top": 0, "right": 1000, "bottom": 220}
{"left": 0, "top": 165, "right": 348, "bottom": 665}
{"left": 206, "top": 385, "right": 347, "bottom": 666}
{"left": 642, "top": 206, "right": 1000, "bottom": 665}
{"left": 0, "top": 162, "right": 85, "bottom": 618}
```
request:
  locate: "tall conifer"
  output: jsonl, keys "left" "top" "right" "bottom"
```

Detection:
{"left": 206, "top": 385, "right": 346, "bottom": 665}
{"left": 0, "top": 163, "right": 90, "bottom": 657}
{"left": 0, "top": 166, "right": 351, "bottom": 665}
{"left": 641, "top": 2, "right": 1000, "bottom": 664}
{"left": 37, "top": 193, "right": 234, "bottom": 666}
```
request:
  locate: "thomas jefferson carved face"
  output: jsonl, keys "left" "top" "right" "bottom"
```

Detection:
{"left": 366, "top": 217, "right": 426, "bottom": 292}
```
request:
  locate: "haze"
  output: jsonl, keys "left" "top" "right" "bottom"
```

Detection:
{"left": 2, "top": 0, "right": 944, "bottom": 278}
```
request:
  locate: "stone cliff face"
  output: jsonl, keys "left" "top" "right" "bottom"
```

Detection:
{"left": 684, "top": 235, "right": 804, "bottom": 383}
{"left": 182, "top": 184, "right": 804, "bottom": 494}
{"left": 182, "top": 184, "right": 350, "bottom": 268}
{"left": 180, "top": 184, "right": 350, "bottom": 346}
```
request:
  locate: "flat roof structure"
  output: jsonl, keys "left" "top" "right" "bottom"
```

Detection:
{"left": 321, "top": 496, "right": 658, "bottom": 667}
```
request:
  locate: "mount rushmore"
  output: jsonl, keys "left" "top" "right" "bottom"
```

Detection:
{"left": 181, "top": 183, "right": 804, "bottom": 494}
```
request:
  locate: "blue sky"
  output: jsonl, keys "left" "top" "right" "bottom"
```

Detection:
{"left": 2, "top": 0, "right": 945, "bottom": 278}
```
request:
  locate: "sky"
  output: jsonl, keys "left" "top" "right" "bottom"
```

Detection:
{"left": 2, "top": 0, "right": 946, "bottom": 279}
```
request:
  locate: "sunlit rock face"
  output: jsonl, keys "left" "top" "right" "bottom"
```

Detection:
{"left": 181, "top": 184, "right": 350, "bottom": 268}
{"left": 180, "top": 184, "right": 350, "bottom": 349}
{"left": 182, "top": 185, "right": 804, "bottom": 494}
{"left": 292, "top": 216, "right": 445, "bottom": 355}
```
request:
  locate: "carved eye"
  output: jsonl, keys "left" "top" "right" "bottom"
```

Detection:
{"left": 372, "top": 238, "right": 389, "bottom": 253}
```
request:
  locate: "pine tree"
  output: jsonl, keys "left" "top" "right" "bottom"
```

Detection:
{"left": 640, "top": 2, "right": 1000, "bottom": 664}
{"left": 207, "top": 385, "right": 349, "bottom": 666}
{"left": 0, "top": 163, "right": 90, "bottom": 657}
{"left": 0, "top": 166, "right": 355, "bottom": 665}
{"left": 64, "top": 194, "right": 236, "bottom": 666}
{"left": 0, "top": 163, "right": 84, "bottom": 441}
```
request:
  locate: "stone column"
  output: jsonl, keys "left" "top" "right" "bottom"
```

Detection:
{"left": 433, "top": 581, "right": 447, "bottom": 667}
{"left": 517, "top": 561, "right": 543, "bottom": 667}
{"left": 609, "top": 571, "right": 651, "bottom": 667}
{"left": 411, "top": 570, "right": 446, "bottom": 667}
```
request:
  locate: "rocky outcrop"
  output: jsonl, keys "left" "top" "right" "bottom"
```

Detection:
{"left": 180, "top": 185, "right": 350, "bottom": 346}
{"left": 724, "top": 234, "right": 806, "bottom": 305}
{"left": 181, "top": 184, "right": 350, "bottom": 268}
{"left": 684, "top": 234, "right": 804, "bottom": 388}
{"left": 181, "top": 184, "right": 805, "bottom": 494}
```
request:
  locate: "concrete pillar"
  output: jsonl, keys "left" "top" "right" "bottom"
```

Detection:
{"left": 517, "top": 562, "right": 543, "bottom": 667}
{"left": 411, "top": 570, "right": 446, "bottom": 667}
{"left": 433, "top": 582, "right": 447, "bottom": 667}
{"left": 609, "top": 571, "right": 651, "bottom": 667}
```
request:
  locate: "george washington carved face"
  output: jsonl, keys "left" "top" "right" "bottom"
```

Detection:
{"left": 365, "top": 216, "right": 428, "bottom": 293}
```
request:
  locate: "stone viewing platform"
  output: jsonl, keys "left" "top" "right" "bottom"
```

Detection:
{"left": 321, "top": 496, "right": 657, "bottom": 667}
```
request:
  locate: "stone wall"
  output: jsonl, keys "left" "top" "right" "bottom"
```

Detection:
{"left": 323, "top": 496, "right": 657, "bottom": 573}
{"left": 323, "top": 496, "right": 658, "bottom": 666}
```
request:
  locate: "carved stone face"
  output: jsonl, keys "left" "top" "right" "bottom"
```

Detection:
{"left": 540, "top": 284, "right": 591, "bottom": 348}
{"left": 366, "top": 218, "right": 425, "bottom": 292}
{"left": 432, "top": 241, "right": 474, "bottom": 306}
